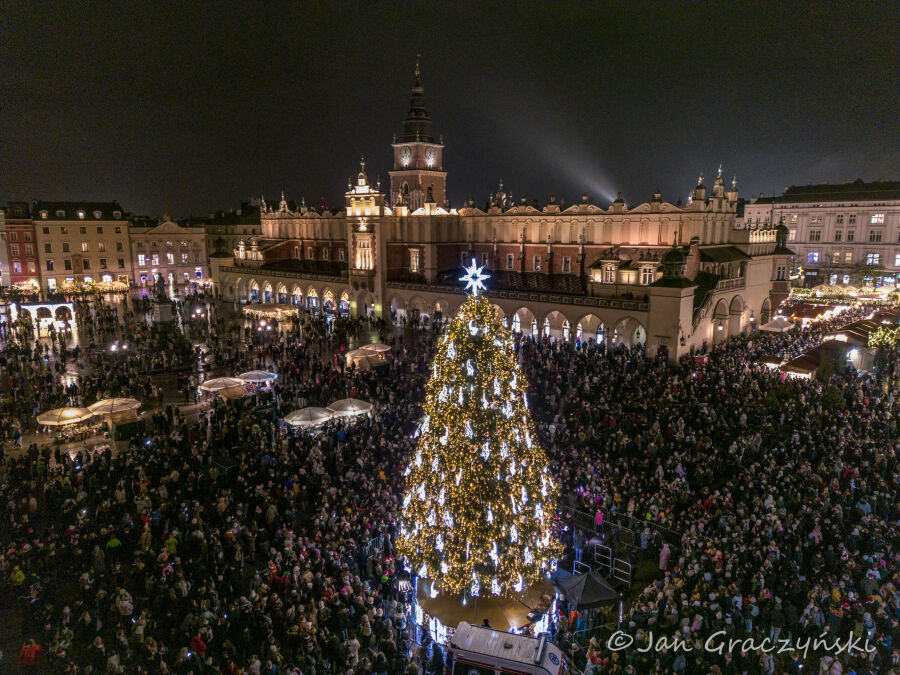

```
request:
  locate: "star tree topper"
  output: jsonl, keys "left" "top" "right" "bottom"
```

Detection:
{"left": 460, "top": 258, "right": 490, "bottom": 296}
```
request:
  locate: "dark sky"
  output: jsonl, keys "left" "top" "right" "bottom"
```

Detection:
{"left": 2, "top": 1, "right": 898, "bottom": 217}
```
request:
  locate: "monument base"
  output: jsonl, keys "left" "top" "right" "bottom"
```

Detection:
{"left": 416, "top": 578, "right": 555, "bottom": 633}
{"left": 153, "top": 300, "right": 174, "bottom": 323}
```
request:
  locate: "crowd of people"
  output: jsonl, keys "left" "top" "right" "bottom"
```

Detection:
{"left": 0, "top": 290, "right": 897, "bottom": 674}
{"left": 522, "top": 304, "right": 899, "bottom": 674}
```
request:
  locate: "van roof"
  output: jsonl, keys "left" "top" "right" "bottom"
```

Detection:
{"left": 451, "top": 622, "right": 561, "bottom": 669}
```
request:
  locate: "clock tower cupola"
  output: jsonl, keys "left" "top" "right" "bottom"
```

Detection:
{"left": 389, "top": 56, "right": 447, "bottom": 211}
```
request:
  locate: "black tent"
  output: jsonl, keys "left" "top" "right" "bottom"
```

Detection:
{"left": 553, "top": 571, "right": 620, "bottom": 609}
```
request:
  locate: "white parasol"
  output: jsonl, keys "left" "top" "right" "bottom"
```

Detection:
{"left": 36, "top": 407, "right": 93, "bottom": 426}
{"left": 236, "top": 370, "right": 278, "bottom": 384}
{"left": 327, "top": 398, "right": 374, "bottom": 418}
{"left": 359, "top": 343, "right": 391, "bottom": 354}
{"left": 199, "top": 376, "right": 245, "bottom": 392}
{"left": 88, "top": 398, "right": 142, "bottom": 415}
{"left": 284, "top": 407, "right": 335, "bottom": 427}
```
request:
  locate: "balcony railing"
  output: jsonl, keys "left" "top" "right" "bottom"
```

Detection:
{"left": 385, "top": 281, "right": 649, "bottom": 311}
{"left": 220, "top": 265, "right": 346, "bottom": 283}
{"left": 715, "top": 276, "right": 746, "bottom": 291}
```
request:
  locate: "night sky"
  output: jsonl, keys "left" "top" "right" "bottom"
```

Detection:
{"left": 2, "top": 2, "right": 898, "bottom": 217}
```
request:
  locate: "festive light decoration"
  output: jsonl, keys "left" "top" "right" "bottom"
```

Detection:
{"left": 869, "top": 325, "right": 900, "bottom": 349}
{"left": 397, "top": 290, "right": 561, "bottom": 596}
{"left": 459, "top": 258, "right": 490, "bottom": 296}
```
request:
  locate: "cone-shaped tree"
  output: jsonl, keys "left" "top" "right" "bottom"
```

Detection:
{"left": 397, "top": 264, "right": 561, "bottom": 597}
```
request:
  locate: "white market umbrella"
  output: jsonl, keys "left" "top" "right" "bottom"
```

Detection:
{"left": 218, "top": 384, "right": 247, "bottom": 400}
{"left": 199, "top": 376, "right": 244, "bottom": 392}
{"left": 284, "top": 407, "right": 335, "bottom": 427}
{"left": 237, "top": 370, "right": 278, "bottom": 384}
{"left": 759, "top": 315, "right": 795, "bottom": 333}
{"left": 327, "top": 398, "right": 374, "bottom": 418}
{"left": 345, "top": 349, "right": 380, "bottom": 370}
{"left": 88, "top": 398, "right": 142, "bottom": 416}
{"left": 359, "top": 343, "right": 391, "bottom": 354}
{"left": 36, "top": 407, "right": 93, "bottom": 426}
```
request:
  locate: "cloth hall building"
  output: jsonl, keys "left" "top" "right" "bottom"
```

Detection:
{"left": 211, "top": 69, "right": 792, "bottom": 359}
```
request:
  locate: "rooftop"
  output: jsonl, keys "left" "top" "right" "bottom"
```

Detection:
{"left": 754, "top": 179, "right": 900, "bottom": 204}
{"left": 32, "top": 201, "right": 126, "bottom": 220}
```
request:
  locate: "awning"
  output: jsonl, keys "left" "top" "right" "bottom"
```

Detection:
{"left": 699, "top": 246, "right": 751, "bottom": 263}
{"left": 552, "top": 571, "right": 620, "bottom": 609}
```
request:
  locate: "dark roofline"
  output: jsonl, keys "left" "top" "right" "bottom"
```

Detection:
{"left": 32, "top": 200, "right": 127, "bottom": 220}
{"left": 758, "top": 180, "right": 900, "bottom": 204}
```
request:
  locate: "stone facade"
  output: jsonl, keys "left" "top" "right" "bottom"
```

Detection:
{"left": 32, "top": 201, "right": 131, "bottom": 292}
{"left": 745, "top": 181, "right": 900, "bottom": 287}
{"left": 129, "top": 218, "right": 208, "bottom": 291}
{"left": 213, "top": 70, "right": 790, "bottom": 360}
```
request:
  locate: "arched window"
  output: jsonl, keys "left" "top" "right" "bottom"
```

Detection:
{"left": 512, "top": 314, "right": 521, "bottom": 333}
{"left": 597, "top": 322, "right": 606, "bottom": 343}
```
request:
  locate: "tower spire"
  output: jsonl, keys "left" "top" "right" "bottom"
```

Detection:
{"left": 415, "top": 52, "right": 421, "bottom": 84}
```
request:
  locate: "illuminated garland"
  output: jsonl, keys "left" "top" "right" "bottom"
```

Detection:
{"left": 397, "top": 292, "right": 562, "bottom": 596}
{"left": 868, "top": 325, "right": 900, "bottom": 350}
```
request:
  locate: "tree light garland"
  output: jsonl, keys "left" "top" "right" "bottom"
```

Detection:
{"left": 396, "top": 291, "right": 561, "bottom": 595}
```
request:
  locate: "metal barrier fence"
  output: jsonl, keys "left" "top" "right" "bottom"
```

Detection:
{"left": 560, "top": 504, "right": 682, "bottom": 549}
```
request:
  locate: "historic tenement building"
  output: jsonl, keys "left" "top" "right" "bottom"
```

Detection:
{"left": 212, "top": 69, "right": 792, "bottom": 359}
{"left": 129, "top": 217, "right": 208, "bottom": 291}
{"left": 32, "top": 201, "right": 132, "bottom": 292}
{"left": 744, "top": 180, "right": 900, "bottom": 287}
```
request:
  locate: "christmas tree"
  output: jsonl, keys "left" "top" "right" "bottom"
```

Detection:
{"left": 397, "top": 260, "right": 561, "bottom": 597}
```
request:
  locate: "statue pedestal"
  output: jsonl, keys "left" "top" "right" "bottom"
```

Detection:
{"left": 153, "top": 300, "right": 174, "bottom": 323}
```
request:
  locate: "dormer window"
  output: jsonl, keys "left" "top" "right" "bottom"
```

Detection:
{"left": 40, "top": 211, "right": 48, "bottom": 219}
{"left": 113, "top": 210, "right": 122, "bottom": 219}
{"left": 56, "top": 210, "right": 66, "bottom": 218}
{"left": 77, "top": 210, "right": 85, "bottom": 219}
{"left": 93, "top": 210, "right": 102, "bottom": 219}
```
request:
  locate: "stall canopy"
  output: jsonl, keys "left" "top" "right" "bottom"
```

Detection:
{"left": 327, "top": 398, "right": 374, "bottom": 418}
{"left": 284, "top": 407, "right": 335, "bottom": 427}
{"left": 199, "top": 376, "right": 245, "bottom": 392}
{"left": 759, "top": 315, "right": 795, "bottom": 332}
{"left": 88, "top": 398, "right": 142, "bottom": 416}
{"left": 553, "top": 571, "right": 620, "bottom": 609}
{"left": 36, "top": 407, "right": 93, "bottom": 426}
{"left": 237, "top": 370, "right": 278, "bottom": 384}
{"left": 218, "top": 385, "right": 247, "bottom": 400}
{"left": 241, "top": 303, "right": 298, "bottom": 321}
{"left": 827, "top": 319, "right": 887, "bottom": 347}
{"left": 780, "top": 341, "right": 850, "bottom": 378}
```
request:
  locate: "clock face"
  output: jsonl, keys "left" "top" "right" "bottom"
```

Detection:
{"left": 425, "top": 147, "right": 435, "bottom": 163}
{"left": 400, "top": 146, "right": 411, "bottom": 164}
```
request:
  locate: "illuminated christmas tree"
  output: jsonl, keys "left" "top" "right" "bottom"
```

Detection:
{"left": 397, "top": 260, "right": 561, "bottom": 597}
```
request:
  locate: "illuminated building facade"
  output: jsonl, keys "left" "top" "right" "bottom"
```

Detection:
{"left": 212, "top": 69, "right": 791, "bottom": 359}
{"left": 1, "top": 202, "right": 39, "bottom": 290}
{"left": 745, "top": 181, "right": 900, "bottom": 287}
{"left": 32, "top": 201, "right": 132, "bottom": 292}
{"left": 129, "top": 218, "right": 208, "bottom": 290}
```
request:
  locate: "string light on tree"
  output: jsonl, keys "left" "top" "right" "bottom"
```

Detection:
{"left": 397, "top": 265, "right": 560, "bottom": 596}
